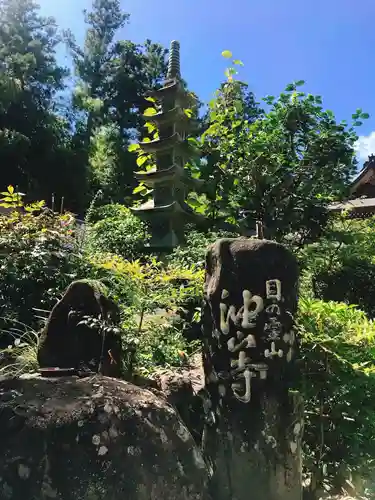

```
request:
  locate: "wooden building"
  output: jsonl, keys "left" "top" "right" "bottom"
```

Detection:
{"left": 328, "top": 154, "right": 375, "bottom": 218}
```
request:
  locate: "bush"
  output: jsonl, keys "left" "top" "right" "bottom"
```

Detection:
{"left": 313, "top": 257, "right": 375, "bottom": 318}
{"left": 88, "top": 252, "right": 204, "bottom": 375}
{"left": 0, "top": 208, "right": 90, "bottom": 339}
{"left": 85, "top": 204, "right": 149, "bottom": 260}
{"left": 298, "top": 214, "right": 375, "bottom": 317}
{"left": 298, "top": 298, "right": 375, "bottom": 494}
{"left": 169, "top": 227, "right": 239, "bottom": 269}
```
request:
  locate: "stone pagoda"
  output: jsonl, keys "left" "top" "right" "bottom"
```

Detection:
{"left": 131, "top": 40, "right": 202, "bottom": 250}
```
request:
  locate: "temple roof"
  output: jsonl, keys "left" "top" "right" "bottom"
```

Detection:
{"left": 328, "top": 197, "right": 375, "bottom": 212}
{"left": 326, "top": 155, "right": 375, "bottom": 217}
{"left": 350, "top": 154, "right": 375, "bottom": 195}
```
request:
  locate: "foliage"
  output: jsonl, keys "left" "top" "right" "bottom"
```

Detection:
{"left": 0, "top": 187, "right": 89, "bottom": 334}
{"left": 0, "top": 324, "right": 40, "bottom": 376}
{"left": 299, "top": 214, "right": 375, "bottom": 317}
{"left": 65, "top": 0, "right": 168, "bottom": 204}
{"left": 168, "top": 227, "right": 239, "bottom": 269}
{"left": 88, "top": 252, "right": 203, "bottom": 375}
{"left": 297, "top": 298, "right": 375, "bottom": 494}
{"left": 0, "top": 0, "right": 88, "bottom": 213}
{"left": 1, "top": 8, "right": 375, "bottom": 493}
{"left": 191, "top": 53, "right": 367, "bottom": 240}
{"left": 84, "top": 203, "right": 149, "bottom": 259}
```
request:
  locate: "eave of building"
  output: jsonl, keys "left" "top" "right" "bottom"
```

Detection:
{"left": 327, "top": 197, "right": 375, "bottom": 217}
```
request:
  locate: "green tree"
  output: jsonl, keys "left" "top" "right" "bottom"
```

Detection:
{"left": 65, "top": 0, "right": 168, "bottom": 204}
{"left": 64, "top": 0, "right": 129, "bottom": 145}
{"left": 195, "top": 77, "right": 263, "bottom": 226}
{"left": 195, "top": 52, "right": 367, "bottom": 242}
{"left": 0, "top": 0, "right": 86, "bottom": 213}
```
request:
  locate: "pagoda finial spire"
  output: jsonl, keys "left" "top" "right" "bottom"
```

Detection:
{"left": 131, "top": 40, "right": 203, "bottom": 250}
{"left": 167, "top": 40, "right": 180, "bottom": 80}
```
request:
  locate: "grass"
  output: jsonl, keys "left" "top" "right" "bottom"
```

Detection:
{"left": 0, "top": 320, "right": 41, "bottom": 376}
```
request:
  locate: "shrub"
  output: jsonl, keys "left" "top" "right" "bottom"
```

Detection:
{"left": 297, "top": 298, "right": 375, "bottom": 494}
{"left": 169, "top": 227, "right": 239, "bottom": 269}
{"left": 298, "top": 214, "right": 375, "bottom": 317}
{"left": 85, "top": 204, "right": 149, "bottom": 260}
{"left": 313, "top": 257, "right": 375, "bottom": 318}
{"left": 88, "top": 252, "right": 204, "bottom": 375}
{"left": 0, "top": 206, "right": 90, "bottom": 338}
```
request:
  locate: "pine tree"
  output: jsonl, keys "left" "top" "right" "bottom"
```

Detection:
{"left": 0, "top": 0, "right": 85, "bottom": 209}
{"left": 65, "top": 0, "right": 168, "bottom": 204}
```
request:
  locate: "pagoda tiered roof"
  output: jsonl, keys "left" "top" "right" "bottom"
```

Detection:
{"left": 131, "top": 40, "right": 204, "bottom": 249}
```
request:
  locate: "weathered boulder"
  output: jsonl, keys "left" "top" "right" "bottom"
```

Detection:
{"left": 37, "top": 280, "right": 123, "bottom": 377}
{"left": 0, "top": 374, "right": 211, "bottom": 500}
{"left": 153, "top": 353, "right": 205, "bottom": 444}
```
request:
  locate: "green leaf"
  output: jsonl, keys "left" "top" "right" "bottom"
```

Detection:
{"left": 145, "top": 122, "right": 156, "bottom": 133}
{"left": 187, "top": 197, "right": 202, "bottom": 208}
{"left": 142, "top": 137, "right": 151, "bottom": 143}
{"left": 224, "top": 68, "right": 237, "bottom": 80}
{"left": 295, "top": 80, "right": 305, "bottom": 87}
{"left": 353, "top": 121, "right": 363, "bottom": 127}
{"left": 128, "top": 143, "right": 140, "bottom": 152}
{"left": 184, "top": 108, "right": 193, "bottom": 118}
{"left": 145, "top": 96, "right": 156, "bottom": 103}
{"left": 234, "top": 100, "right": 243, "bottom": 113}
{"left": 143, "top": 107, "right": 157, "bottom": 117}
{"left": 262, "top": 95, "right": 275, "bottom": 105}
{"left": 136, "top": 155, "right": 148, "bottom": 167}
{"left": 7, "top": 185, "right": 14, "bottom": 194}
{"left": 221, "top": 50, "right": 233, "bottom": 59}
{"left": 188, "top": 137, "right": 200, "bottom": 146}
{"left": 285, "top": 83, "right": 296, "bottom": 92}
{"left": 233, "top": 59, "right": 244, "bottom": 66}
{"left": 360, "top": 112, "right": 370, "bottom": 119}
{"left": 133, "top": 184, "right": 147, "bottom": 195}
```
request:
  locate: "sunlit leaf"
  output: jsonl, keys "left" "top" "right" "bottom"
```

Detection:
{"left": 145, "top": 122, "right": 156, "bottom": 133}
{"left": 128, "top": 143, "right": 140, "bottom": 152}
{"left": 221, "top": 50, "right": 233, "bottom": 59}
{"left": 136, "top": 155, "right": 148, "bottom": 167}
{"left": 143, "top": 107, "right": 157, "bottom": 117}
{"left": 133, "top": 184, "right": 147, "bottom": 194}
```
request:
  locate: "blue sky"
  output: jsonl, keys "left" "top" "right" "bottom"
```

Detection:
{"left": 38, "top": 0, "right": 375, "bottom": 162}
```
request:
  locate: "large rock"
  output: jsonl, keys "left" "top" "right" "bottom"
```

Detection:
{"left": 153, "top": 353, "right": 206, "bottom": 444}
{"left": 0, "top": 374, "right": 211, "bottom": 500}
{"left": 37, "top": 280, "right": 123, "bottom": 377}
